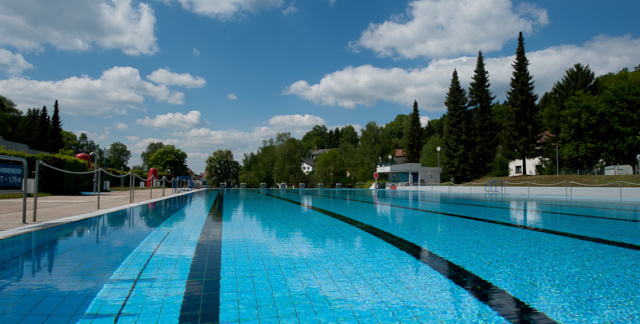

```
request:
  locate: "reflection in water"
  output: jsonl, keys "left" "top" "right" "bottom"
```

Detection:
{"left": 0, "top": 192, "right": 198, "bottom": 322}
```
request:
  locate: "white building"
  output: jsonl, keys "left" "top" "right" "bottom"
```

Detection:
{"left": 509, "top": 157, "right": 543, "bottom": 176}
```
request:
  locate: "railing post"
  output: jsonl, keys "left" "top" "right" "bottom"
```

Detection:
{"left": 162, "top": 177, "right": 166, "bottom": 197}
{"left": 131, "top": 173, "right": 135, "bottom": 203}
{"left": 620, "top": 181, "right": 622, "bottom": 200}
{"left": 21, "top": 158, "right": 28, "bottom": 224}
{"left": 33, "top": 160, "right": 40, "bottom": 222}
{"left": 150, "top": 175, "right": 153, "bottom": 200}
{"left": 97, "top": 169, "right": 101, "bottom": 209}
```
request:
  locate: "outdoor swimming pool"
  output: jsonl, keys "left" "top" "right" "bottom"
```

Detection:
{"left": 0, "top": 188, "right": 639, "bottom": 323}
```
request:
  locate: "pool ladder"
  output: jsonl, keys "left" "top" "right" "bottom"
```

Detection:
{"left": 485, "top": 180, "right": 503, "bottom": 193}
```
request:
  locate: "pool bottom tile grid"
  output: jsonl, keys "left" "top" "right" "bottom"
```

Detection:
{"left": 218, "top": 191, "right": 507, "bottom": 323}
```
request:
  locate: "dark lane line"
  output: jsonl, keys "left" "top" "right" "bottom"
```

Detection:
{"left": 322, "top": 190, "right": 640, "bottom": 223}
{"left": 255, "top": 190, "right": 557, "bottom": 324}
{"left": 302, "top": 190, "right": 640, "bottom": 251}
{"left": 179, "top": 191, "right": 224, "bottom": 324}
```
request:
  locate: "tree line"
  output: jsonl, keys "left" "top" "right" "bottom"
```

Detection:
{"left": 208, "top": 32, "right": 639, "bottom": 187}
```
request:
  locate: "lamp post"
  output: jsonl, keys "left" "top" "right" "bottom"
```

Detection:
{"left": 436, "top": 146, "right": 441, "bottom": 168}
{"left": 90, "top": 152, "right": 97, "bottom": 192}
{"left": 556, "top": 143, "right": 560, "bottom": 176}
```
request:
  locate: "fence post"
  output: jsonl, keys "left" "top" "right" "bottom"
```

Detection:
{"left": 130, "top": 172, "right": 134, "bottom": 203}
{"left": 564, "top": 181, "right": 567, "bottom": 199}
{"left": 97, "top": 170, "right": 101, "bottom": 209}
{"left": 33, "top": 160, "right": 40, "bottom": 222}
{"left": 149, "top": 175, "right": 153, "bottom": 200}
{"left": 570, "top": 181, "right": 573, "bottom": 199}
{"left": 21, "top": 159, "right": 28, "bottom": 224}
{"left": 162, "top": 177, "right": 166, "bottom": 197}
{"left": 620, "top": 181, "right": 622, "bottom": 200}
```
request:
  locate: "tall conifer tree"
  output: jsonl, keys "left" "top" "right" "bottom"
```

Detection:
{"left": 405, "top": 100, "right": 423, "bottom": 163}
{"left": 443, "top": 69, "right": 472, "bottom": 183}
{"left": 50, "top": 100, "right": 65, "bottom": 153}
{"left": 35, "top": 106, "right": 50, "bottom": 151}
{"left": 505, "top": 32, "right": 540, "bottom": 175}
{"left": 468, "top": 51, "right": 496, "bottom": 179}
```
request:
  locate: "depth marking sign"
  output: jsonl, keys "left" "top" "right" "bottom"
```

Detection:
{"left": 0, "top": 163, "right": 24, "bottom": 189}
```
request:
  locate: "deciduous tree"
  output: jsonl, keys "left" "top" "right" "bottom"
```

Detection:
{"left": 206, "top": 149, "right": 240, "bottom": 186}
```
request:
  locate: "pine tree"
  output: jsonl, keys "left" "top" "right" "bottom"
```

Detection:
{"left": 35, "top": 106, "right": 50, "bottom": 151}
{"left": 468, "top": 51, "right": 496, "bottom": 178}
{"left": 49, "top": 100, "right": 65, "bottom": 153}
{"left": 443, "top": 70, "right": 472, "bottom": 183}
{"left": 405, "top": 100, "right": 424, "bottom": 163}
{"left": 505, "top": 32, "right": 540, "bottom": 175}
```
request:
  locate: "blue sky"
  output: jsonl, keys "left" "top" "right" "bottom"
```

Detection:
{"left": 0, "top": 0, "right": 638, "bottom": 173}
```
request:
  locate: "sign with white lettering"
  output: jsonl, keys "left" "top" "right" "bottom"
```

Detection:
{"left": 0, "top": 163, "right": 24, "bottom": 189}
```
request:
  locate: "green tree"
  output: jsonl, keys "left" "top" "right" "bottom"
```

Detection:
{"left": 49, "top": 100, "right": 65, "bottom": 153}
{"left": 148, "top": 145, "right": 188, "bottom": 175}
{"left": 273, "top": 133, "right": 305, "bottom": 185}
{"left": 357, "top": 121, "right": 392, "bottom": 182}
{"left": 419, "top": 134, "right": 443, "bottom": 168}
{"left": 313, "top": 149, "right": 347, "bottom": 187}
{"left": 206, "top": 149, "right": 240, "bottom": 186}
{"left": 443, "top": 69, "right": 472, "bottom": 183}
{"left": 0, "top": 95, "right": 22, "bottom": 141}
{"left": 108, "top": 142, "right": 131, "bottom": 171}
{"left": 504, "top": 32, "right": 541, "bottom": 175}
{"left": 468, "top": 51, "right": 496, "bottom": 178}
{"left": 595, "top": 68, "right": 640, "bottom": 166}
{"left": 61, "top": 130, "right": 78, "bottom": 155}
{"left": 77, "top": 132, "right": 99, "bottom": 154}
{"left": 339, "top": 125, "right": 359, "bottom": 148}
{"left": 141, "top": 142, "right": 165, "bottom": 166}
{"left": 34, "top": 106, "right": 50, "bottom": 151}
{"left": 383, "top": 113, "right": 408, "bottom": 149}
{"left": 301, "top": 125, "right": 328, "bottom": 153}
{"left": 541, "top": 63, "right": 597, "bottom": 136}
{"left": 404, "top": 100, "right": 423, "bottom": 163}
{"left": 242, "top": 138, "right": 277, "bottom": 187}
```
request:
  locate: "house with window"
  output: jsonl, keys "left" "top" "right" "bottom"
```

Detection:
{"left": 508, "top": 131, "right": 555, "bottom": 176}
{"left": 301, "top": 158, "right": 315, "bottom": 175}
{"left": 300, "top": 148, "right": 329, "bottom": 175}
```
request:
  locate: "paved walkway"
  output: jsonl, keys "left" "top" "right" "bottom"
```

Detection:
{"left": 0, "top": 188, "right": 187, "bottom": 233}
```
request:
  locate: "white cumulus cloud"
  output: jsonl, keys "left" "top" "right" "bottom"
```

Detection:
{"left": 168, "top": 0, "right": 284, "bottom": 20}
{"left": 137, "top": 110, "right": 209, "bottom": 130}
{"left": 351, "top": 0, "right": 548, "bottom": 59}
{"left": 0, "top": 49, "right": 33, "bottom": 75}
{"left": 227, "top": 93, "right": 238, "bottom": 100}
{"left": 114, "top": 122, "right": 129, "bottom": 130}
{"left": 0, "top": 66, "right": 184, "bottom": 116}
{"left": 287, "top": 35, "right": 640, "bottom": 113}
{"left": 147, "top": 68, "right": 206, "bottom": 88}
{"left": 0, "top": 0, "right": 158, "bottom": 55}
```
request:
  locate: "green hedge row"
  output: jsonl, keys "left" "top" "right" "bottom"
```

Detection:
{"left": 0, "top": 148, "right": 89, "bottom": 195}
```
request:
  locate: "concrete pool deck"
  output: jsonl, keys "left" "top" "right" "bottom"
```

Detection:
{"left": 0, "top": 188, "right": 198, "bottom": 237}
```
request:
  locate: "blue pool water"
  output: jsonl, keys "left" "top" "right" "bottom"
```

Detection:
{"left": 0, "top": 189, "right": 639, "bottom": 323}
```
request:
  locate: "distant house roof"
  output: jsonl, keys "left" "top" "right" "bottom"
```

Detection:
{"left": 395, "top": 149, "right": 404, "bottom": 157}
{"left": 302, "top": 158, "right": 316, "bottom": 167}
{"left": 310, "top": 148, "right": 330, "bottom": 158}
{"left": 0, "top": 136, "right": 49, "bottom": 155}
